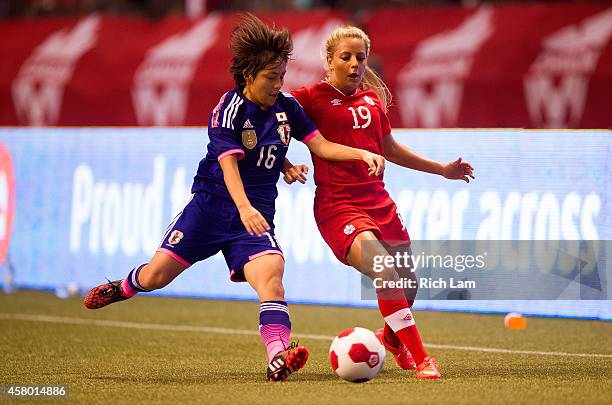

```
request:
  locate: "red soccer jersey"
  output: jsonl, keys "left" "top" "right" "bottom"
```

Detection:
{"left": 291, "top": 81, "right": 393, "bottom": 211}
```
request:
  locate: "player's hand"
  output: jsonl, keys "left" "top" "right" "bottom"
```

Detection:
{"left": 443, "top": 157, "right": 475, "bottom": 183}
{"left": 283, "top": 164, "right": 309, "bottom": 185}
{"left": 238, "top": 205, "right": 270, "bottom": 237}
{"left": 362, "top": 151, "right": 385, "bottom": 176}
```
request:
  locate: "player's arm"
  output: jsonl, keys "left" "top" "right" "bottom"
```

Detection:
{"left": 282, "top": 158, "right": 309, "bottom": 185}
{"left": 306, "top": 133, "right": 385, "bottom": 176}
{"left": 218, "top": 154, "right": 270, "bottom": 236}
{"left": 382, "top": 134, "right": 475, "bottom": 182}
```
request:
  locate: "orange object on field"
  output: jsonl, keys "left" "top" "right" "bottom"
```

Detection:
{"left": 504, "top": 313, "right": 527, "bottom": 330}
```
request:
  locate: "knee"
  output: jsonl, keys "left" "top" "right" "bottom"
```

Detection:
{"left": 364, "top": 265, "right": 399, "bottom": 283}
{"left": 254, "top": 275, "right": 284, "bottom": 301}
{"left": 265, "top": 277, "right": 285, "bottom": 300}
{"left": 380, "top": 268, "right": 402, "bottom": 285}
{"left": 362, "top": 267, "right": 381, "bottom": 281}
{"left": 140, "top": 265, "right": 171, "bottom": 290}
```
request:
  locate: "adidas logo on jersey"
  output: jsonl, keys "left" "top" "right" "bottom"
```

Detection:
{"left": 243, "top": 119, "right": 254, "bottom": 129}
{"left": 331, "top": 99, "right": 342, "bottom": 106}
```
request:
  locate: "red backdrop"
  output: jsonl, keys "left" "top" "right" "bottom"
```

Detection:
{"left": 1, "top": 4, "right": 610, "bottom": 128}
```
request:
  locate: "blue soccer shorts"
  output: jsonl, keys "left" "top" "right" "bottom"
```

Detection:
{"left": 157, "top": 192, "right": 283, "bottom": 282}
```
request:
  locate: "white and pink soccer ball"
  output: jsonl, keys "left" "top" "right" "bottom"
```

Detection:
{"left": 329, "top": 327, "right": 386, "bottom": 383}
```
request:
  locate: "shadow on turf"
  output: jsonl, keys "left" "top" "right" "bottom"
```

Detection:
{"left": 88, "top": 371, "right": 340, "bottom": 384}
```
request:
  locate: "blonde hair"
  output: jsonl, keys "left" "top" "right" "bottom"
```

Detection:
{"left": 324, "top": 26, "right": 392, "bottom": 111}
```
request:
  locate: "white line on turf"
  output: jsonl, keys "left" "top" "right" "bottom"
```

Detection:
{"left": 1, "top": 313, "right": 611, "bottom": 359}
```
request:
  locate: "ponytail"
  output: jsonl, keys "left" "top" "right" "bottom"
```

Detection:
{"left": 363, "top": 66, "right": 392, "bottom": 112}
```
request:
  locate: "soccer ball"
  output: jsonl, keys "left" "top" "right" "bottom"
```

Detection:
{"left": 329, "top": 327, "right": 386, "bottom": 383}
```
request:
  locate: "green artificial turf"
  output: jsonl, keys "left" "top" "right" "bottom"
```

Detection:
{"left": 1, "top": 290, "right": 610, "bottom": 404}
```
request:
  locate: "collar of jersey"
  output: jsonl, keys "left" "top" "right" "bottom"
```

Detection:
{"left": 236, "top": 86, "right": 275, "bottom": 115}
{"left": 321, "top": 80, "right": 361, "bottom": 98}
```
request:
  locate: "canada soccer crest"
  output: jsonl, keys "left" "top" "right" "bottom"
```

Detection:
{"left": 277, "top": 123, "right": 291, "bottom": 145}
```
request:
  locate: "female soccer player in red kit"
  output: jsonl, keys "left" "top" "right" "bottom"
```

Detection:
{"left": 290, "top": 26, "right": 474, "bottom": 379}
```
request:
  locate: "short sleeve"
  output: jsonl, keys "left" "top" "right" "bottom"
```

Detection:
{"left": 372, "top": 92, "right": 392, "bottom": 137}
{"left": 207, "top": 127, "right": 245, "bottom": 161}
{"left": 284, "top": 93, "right": 318, "bottom": 144}
{"left": 380, "top": 107, "right": 392, "bottom": 137}
{"left": 290, "top": 86, "right": 311, "bottom": 113}
{"left": 207, "top": 91, "right": 246, "bottom": 161}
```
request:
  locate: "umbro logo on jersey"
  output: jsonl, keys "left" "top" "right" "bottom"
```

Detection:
{"left": 243, "top": 119, "right": 254, "bottom": 129}
{"left": 331, "top": 99, "right": 342, "bottom": 106}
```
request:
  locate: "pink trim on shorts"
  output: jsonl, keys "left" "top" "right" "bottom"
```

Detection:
{"left": 248, "top": 250, "right": 285, "bottom": 261}
{"left": 218, "top": 149, "right": 245, "bottom": 161}
{"left": 157, "top": 248, "right": 191, "bottom": 267}
{"left": 302, "top": 130, "right": 320, "bottom": 144}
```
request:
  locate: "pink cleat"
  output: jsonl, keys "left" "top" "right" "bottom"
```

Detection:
{"left": 415, "top": 356, "right": 441, "bottom": 379}
{"left": 375, "top": 328, "right": 416, "bottom": 370}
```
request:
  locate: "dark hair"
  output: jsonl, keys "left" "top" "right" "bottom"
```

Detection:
{"left": 229, "top": 13, "right": 293, "bottom": 87}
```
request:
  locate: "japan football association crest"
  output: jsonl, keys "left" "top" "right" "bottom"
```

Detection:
{"left": 242, "top": 129, "right": 257, "bottom": 149}
{"left": 168, "top": 230, "right": 184, "bottom": 245}
{"left": 277, "top": 123, "right": 291, "bottom": 145}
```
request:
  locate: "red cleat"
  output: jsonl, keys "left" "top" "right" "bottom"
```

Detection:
{"left": 415, "top": 356, "right": 441, "bottom": 379}
{"left": 375, "top": 328, "right": 416, "bottom": 370}
{"left": 266, "top": 342, "right": 309, "bottom": 382}
{"left": 84, "top": 280, "right": 130, "bottom": 309}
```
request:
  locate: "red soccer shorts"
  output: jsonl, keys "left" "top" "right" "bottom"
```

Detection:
{"left": 315, "top": 199, "right": 410, "bottom": 265}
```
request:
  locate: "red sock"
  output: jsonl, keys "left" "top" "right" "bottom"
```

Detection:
{"left": 376, "top": 287, "right": 428, "bottom": 366}
{"left": 395, "top": 325, "right": 427, "bottom": 366}
{"left": 383, "top": 323, "right": 401, "bottom": 348}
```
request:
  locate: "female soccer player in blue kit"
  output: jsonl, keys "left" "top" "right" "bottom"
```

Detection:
{"left": 83, "top": 14, "right": 385, "bottom": 382}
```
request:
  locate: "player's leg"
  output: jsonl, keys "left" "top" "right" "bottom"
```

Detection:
{"left": 243, "top": 255, "right": 309, "bottom": 382}
{"left": 346, "top": 231, "right": 440, "bottom": 379}
{"left": 84, "top": 192, "right": 214, "bottom": 310}
{"left": 243, "top": 254, "right": 291, "bottom": 361}
{"left": 314, "top": 208, "right": 421, "bottom": 372}
{"left": 83, "top": 252, "right": 188, "bottom": 309}
{"left": 374, "top": 243, "right": 418, "bottom": 371}
{"left": 126, "top": 251, "right": 188, "bottom": 292}
{"left": 227, "top": 232, "right": 308, "bottom": 382}
{"left": 374, "top": 205, "right": 419, "bottom": 369}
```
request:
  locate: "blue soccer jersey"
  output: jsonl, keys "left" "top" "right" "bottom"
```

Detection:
{"left": 192, "top": 87, "right": 318, "bottom": 223}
